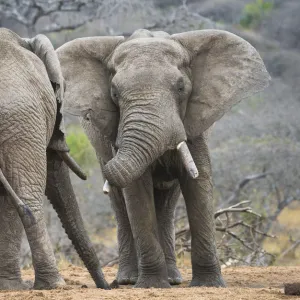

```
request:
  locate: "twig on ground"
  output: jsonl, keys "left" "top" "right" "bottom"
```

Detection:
{"left": 277, "top": 239, "right": 300, "bottom": 261}
{"left": 102, "top": 257, "right": 119, "bottom": 268}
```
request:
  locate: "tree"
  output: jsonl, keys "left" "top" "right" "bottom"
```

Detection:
{"left": 0, "top": 0, "right": 156, "bottom": 35}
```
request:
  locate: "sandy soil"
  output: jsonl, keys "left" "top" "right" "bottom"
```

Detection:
{"left": 1, "top": 265, "right": 299, "bottom": 300}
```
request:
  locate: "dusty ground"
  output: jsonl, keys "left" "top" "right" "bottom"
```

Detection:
{"left": 1, "top": 265, "right": 299, "bottom": 300}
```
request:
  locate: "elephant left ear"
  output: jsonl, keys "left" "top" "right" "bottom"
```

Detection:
{"left": 171, "top": 30, "right": 271, "bottom": 138}
{"left": 24, "top": 35, "right": 67, "bottom": 151}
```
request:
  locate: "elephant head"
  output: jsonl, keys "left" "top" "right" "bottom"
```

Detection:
{"left": 57, "top": 29, "right": 270, "bottom": 188}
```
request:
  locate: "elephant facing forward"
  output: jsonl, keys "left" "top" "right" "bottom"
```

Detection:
{"left": 57, "top": 29, "right": 270, "bottom": 288}
{"left": 0, "top": 28, "right": 109, "bottom": 290}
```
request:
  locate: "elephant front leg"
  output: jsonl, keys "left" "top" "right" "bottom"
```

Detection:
{"left": 178, "top": 135, "right": 226, "bottom": 288}
{"left": 154, "top": 183, "right": 182, "bottom": 285}
{"left": 0, "top": 195, "right": 31, "bottom": 290}
{"left": 123, "top": 169, "right": 170, "bottom": 288}
{"left": 100, "top": 157, "right": 138, "bottom": 285}
{"left": 109, "top": 186, "right": 138, "bottom": 285}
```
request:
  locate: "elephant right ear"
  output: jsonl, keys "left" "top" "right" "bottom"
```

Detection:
{"left": 172, "top": 30, "right": 271, "bottom": 138}
{"left": 56, "top": 36, "right": 124, "bottom": 142}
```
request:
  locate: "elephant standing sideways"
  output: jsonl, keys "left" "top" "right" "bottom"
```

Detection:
{"left": 0, "top": 28, "right": 109, "bottom": 290}
{"left": 57, "top": 29, "right": 270, "bottom": 288}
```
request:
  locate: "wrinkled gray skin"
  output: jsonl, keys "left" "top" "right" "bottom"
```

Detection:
{"left": 0, "top": 28, "right": 109, "bottom": 290}
{"left": 57, "top": 29, "right": 270, "bottom": 288}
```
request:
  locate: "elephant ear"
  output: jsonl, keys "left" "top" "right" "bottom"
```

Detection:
{"left": 24, "top": 34, "right": 67, "bottom": 151}
{"left": 56, "top": 36, "right": 124, "bottom": 143}
{"left": 172, "top": 30, "right": 271, "bottom": 138}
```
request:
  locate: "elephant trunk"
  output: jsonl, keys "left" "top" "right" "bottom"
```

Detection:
{"left": 103, "top": 106, "right": 191, "bottom": 188}
{"left": 104, "top": 133, "right": 161, "bottom": 188}
{"left": 45, "top": 149, "right": 109, "bottom": 289}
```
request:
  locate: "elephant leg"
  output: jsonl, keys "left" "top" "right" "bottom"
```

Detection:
{"left": 123, "top": 169, "right": 170, "bottom": 288}
{"left": 6, "top": 149, "right": 65, "bottom": 290}
{"left": 154, "top": 182, "right": 182, "bottom": 285}
{"left": 0, "top": 195, "right": 31, "bottom": 290}
{"left": 81, "top": 120, "right": 138, "bottom": 284}
{"left": 26, "top": 220, "right": 65, "bottom": 289}
{"left": 24, "top": 212, "right": 65, "bottom": 289}
{"left": 110, "top": 186, "right": 138, "bottom": 285}
{"left": 97, "top": 158, "right": 137, "bottom": 285}
{"left": 178, "top": 135, "right": 225, "bottom": 287}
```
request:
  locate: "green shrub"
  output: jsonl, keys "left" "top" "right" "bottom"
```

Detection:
{"left": 240, "top": 0, "right": 273, "bottom": 29}
{"left": 66, "top": 125, "right": 97, "bottom": 170}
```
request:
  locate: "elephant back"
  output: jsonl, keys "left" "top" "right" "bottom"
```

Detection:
{"left": 0, "top": 28, "right": 57, "bottom": 144}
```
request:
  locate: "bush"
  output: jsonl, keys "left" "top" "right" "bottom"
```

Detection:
{"left": 240, "top": 0, "right": 273, "bottom": 29}
{"left": 66, "top": 125, "right": 97, "bottom": 170}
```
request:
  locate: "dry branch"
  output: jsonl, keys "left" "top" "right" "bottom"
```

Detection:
{"left": 277, "top": 239, "right": 300, "bottom": 261}
{"left": 0, "top": 0, "right": 156, "bottom": 34}
{"left": 222, "top": 172, "right": 270, "bottom": 207}
{"left": 215, "top": 201, "right": 261, "bottom": 218}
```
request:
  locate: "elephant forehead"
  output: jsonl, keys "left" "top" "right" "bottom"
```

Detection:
{"left": 111, "top": 38, "right": 190, "bottom": 67}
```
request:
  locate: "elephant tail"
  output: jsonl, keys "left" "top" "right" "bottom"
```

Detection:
{"left": 0, "top": 168, "right": 36, "bottom": 227}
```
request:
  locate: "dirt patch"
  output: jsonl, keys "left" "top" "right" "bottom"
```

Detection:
{"left": 0, "top": 266, "right": 299, "bottom": 300}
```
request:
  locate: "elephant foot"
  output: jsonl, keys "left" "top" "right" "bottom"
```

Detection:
{"left": 117, "top": 267, "right": 138, "bottom": 285}
{"left": 189, "top": 272, "right": 226, "bottom": 288}
{"left": 0, "top": 278, "right": 33, "bottom": 290}
{"left": 134, "top": 275, "right": 171, "bottom": 289}
{"left": 34, "top": 274, "right": 66, "bottom": 290}
{"left": 167, "top": 264, "right": 182, "bottom": 285}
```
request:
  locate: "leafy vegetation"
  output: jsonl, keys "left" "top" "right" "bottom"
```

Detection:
{"left": 240, "top": 0, "right": 273, "bottom": 29}
{"left": 66, "top": 125, "right": 98, "bottom": 171}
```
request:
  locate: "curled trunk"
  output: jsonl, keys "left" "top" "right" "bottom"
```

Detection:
{"left": 104, "top": 127, "right": 164, "bottom": 188}
{"left": 45, "top": 149, "right": 109, "bottom": 289}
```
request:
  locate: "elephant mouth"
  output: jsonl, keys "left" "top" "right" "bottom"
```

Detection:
{"left": 102, "top": 140, "right": 198, "bottom": 194}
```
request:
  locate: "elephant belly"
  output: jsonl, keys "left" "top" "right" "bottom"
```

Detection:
{"left": 153, "top": 178, "right": 178, "bottom": 190}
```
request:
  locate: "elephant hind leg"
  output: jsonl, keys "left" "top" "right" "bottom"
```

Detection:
{"left": 1, "top": 148, "right": 64, "bottom": 290}
{"left": 0, "top": 195, "right": 30, "bottom": 290}
{"left": 154, "top": 182, "right": 182, "bottom": 285}
{"left": 17, "top": 174, "right": 64, "bottom": 289}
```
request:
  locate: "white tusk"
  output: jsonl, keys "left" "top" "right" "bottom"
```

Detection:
{"left": 103, "top": 180, "right": 111, "bottom": 194}
{"left": 102, "top": 147, "right": 117, "bottom": 194}
{"left": 177, "top": 141, "right": 199, "bottom": 179}
{"left": 58, "top": 151, "right": 87, "bottom": 180}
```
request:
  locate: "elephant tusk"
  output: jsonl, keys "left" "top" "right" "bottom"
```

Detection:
{"left": 102, "top": 146, "right": 117, "bottom": 194}
{"left": 58, "top": 151, "right": 87, "bottom": 180}
{"left": 177, "top": 141, "right": 199, "bottom": 179}
{"left": 103, "top": 180, "right": 111, "bottom": 194}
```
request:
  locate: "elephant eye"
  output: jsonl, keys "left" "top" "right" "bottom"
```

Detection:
{"left": 111, "top": 84, "right": 119, "bottom": 105}
{"left": 83, "top": 110, "right": 91, "bottom": 121}
{"left": 177, "top": 78, "right": 185, "bottom": 93}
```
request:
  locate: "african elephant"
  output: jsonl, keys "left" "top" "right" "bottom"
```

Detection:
{"left": 57, "top": 29, "right": 270, "bottom": 288}
{"left": 0, "top": 28, "right": 109, "bottom": 290}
